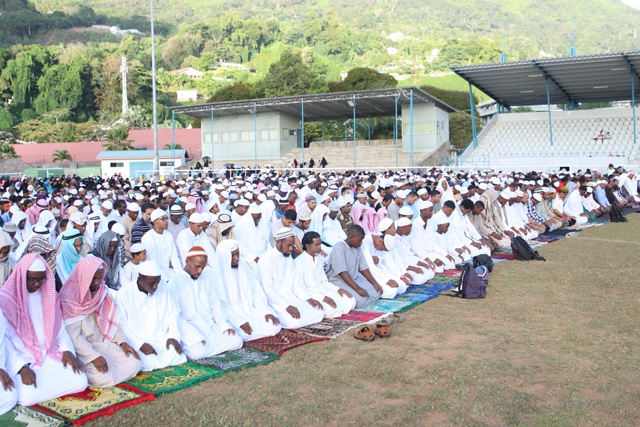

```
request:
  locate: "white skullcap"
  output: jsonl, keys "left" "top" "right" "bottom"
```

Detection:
{"left": 184, "top": 203, "right": 196, "bottom": 211}
{"left": 235, "top": 199, "right": 250, "bottom": 207}
{"left": 336, "top": 197, "right": 350, "bottom": 208}
{"left": 541, "top": 187, "right": 550, "bottom": 193}
{"left": 395, "top": 217, "right": 412, "bottom": 228}
{"left": 248, "top": 204, "right": 262, "bottom": 214}
{"left": 586, "top": 187, "right": 593, "bottom": 193}
{"left": 257, "top": 194, "right": 267, "bottom": 202}
{"left": 32, "top": 225, "right": 50, "bottom": 236}
{"left": 69, "top": 212, "right": 88, "bottom": 225}
{"left": 399, "top": 206, "right": 413, "bottom": 216}
{"left": 28, "top": 257, "right": 47, "bottom": 272}
{"left": 416, "top": 200, "right": 433, "bottom": 210}
{"left": 515, "top": 190, "right": 524, "bottom": 197}
{"left": 328, "top": 202, "right": 340, "bottom": 212}
{"left": 134, "top": 193, "right": 144, "bottom": 201}
{"left": 378, "top": 218, "right": 394, "bottom": 233}
{"left": 478, "top": 183, "right": 489, "bottom": 190}
{"left": 102, "top": 200, "right": 113, "bottom": 210}
{"left": 383, "top": 234, "right": 396, "bottom": 251}
{"left": 73, "top": 200, "right": 84, "bottom": 207}
{"left": 186, "top": 246, "right": 208, "bottom": 260}
{"left": 112, "top": 223, "right": 126, "bottom": 236}
{"left": 396, "top": 190, "right": 408, "bottom": 199}
{"left": 127, "top": 203, "right": 141, "bottom": 212}
{"left": 139, "top": 261, "right": 161, "bottom": 277}
{"left": 500, "top": 189, "right": 513, "bottom": 199}
{"left": 201, "top": 212, "right": 213, "bottom": 223}
{"left": 417, "top": 188, "right": 428, "bottom": 196}
{"left": 150, "top": 208, "right": 167, "bottom": 222}
{"left": 432, "top": 210, "right": 450, "bottom": 226}
{"left": 275, "top": 227, "right": 295, "bottom": 241}
{"left": 130, "top": 243, "right": 145, "bottom": 254}
{"left": 532, "top": 193, "right": 543, "bottom": 202}
{"left": 189, "top": 213, "right": 204, "bottom": 224}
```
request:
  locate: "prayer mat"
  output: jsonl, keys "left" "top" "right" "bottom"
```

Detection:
{"left": 338, "top": 310, "right": 387, "bottom": 323}
{"left": 31, "top": 385, "right": 155, "bottom": 426}
{"left": 428, "top": 274, "right": 459, "bottom": 284}
{"left": 357, "top": 298, "right": 422, "bottom": 314}
{"left": 492, "top": 253, "right": 515, "bottom": 260}
{"left": 244, "top": 329, "right": 329, "bottom": 355}
{"left": 124, "top": 362, "right": 222, "bottom": 396}
{"left": 443, "top": 269, "right": 462, "bottom": 277}
{"left": 493, "top": 247, "right": 513, "bottom": 255}
{"left": 402, "top": 286, "right": 441, "bottom": 302}
{"left": 296, "top": 317, "right": 363, "bottom": 338}
{"left": 428, "top": 282, "right": 458, "bottom": 292}
{"left": 0, "top": 406, "right": 68, "bottom": 427}
{"left": 192, "top": 348, "right": 279, "bottom": 372}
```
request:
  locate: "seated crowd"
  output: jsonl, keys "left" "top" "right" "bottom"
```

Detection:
{"left": 0, "top": 165, "right": 637, "bottom": 412}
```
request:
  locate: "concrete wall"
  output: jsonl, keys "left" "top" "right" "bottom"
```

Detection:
{"left": 401, "top": 103, "right": 449, "bottom": 153}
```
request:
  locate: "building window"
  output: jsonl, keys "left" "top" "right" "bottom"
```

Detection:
{"left": 160, "top": 161, "right": 174, "bottom": 167}
{"left": 270, "top": 129, "right": 278, "bottom": 140}
{"left": 260, "top": 130, "right": 270, "bottom": 140}
{"left": 109, "top": 162, "right": 124, "bottom": 167}
{"left": 282, "top": 128, "right": 289, "bottom": 140}
{"left": 240, "top": 131, "right": 255, "bottom": 141}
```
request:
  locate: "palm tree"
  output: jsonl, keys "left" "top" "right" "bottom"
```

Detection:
{"left": 104, "top": 127, "right": 134, "bottom": 151}
{"left": 0, "top": 143, "right": 19, "bottom": 159}
{"left": 52, "top": 149, "right": 73, "bottom": 162}
{"left": 163, "top": 143, "right": 183, "bottom": 149}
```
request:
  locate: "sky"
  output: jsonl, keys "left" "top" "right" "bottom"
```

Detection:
{"left": 620, "top": 0, "right": 640, "bottom": 9}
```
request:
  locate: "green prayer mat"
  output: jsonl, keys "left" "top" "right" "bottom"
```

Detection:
{"left": 0, "top": 406, "right": 68, "bottom": 427}
{"left": 357, "top": 298, "right": 422, "bottom": 314}
{"left": 123, "top": 362, "right": 223, "bottom": 396}
{"left": 427, "top": 274, "right": 460, "bottom": 284}
{"left": 191, "top": 348, "right": 279, "bottom": 372}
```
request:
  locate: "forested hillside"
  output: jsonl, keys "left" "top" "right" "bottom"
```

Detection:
{"left": 0, "top": 0, "right": 638, "bottom": 148}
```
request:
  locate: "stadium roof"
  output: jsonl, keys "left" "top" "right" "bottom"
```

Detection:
{"left": 451, "top": 52, "right": 640, "bottom": 107}
{"left": 169, "top": 87, "right": 456, "bottom": 120}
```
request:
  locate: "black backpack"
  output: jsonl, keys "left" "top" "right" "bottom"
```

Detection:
{"left": 472, "top": 254, "right": 494, "bottom": 273}
{"left": 455, "top": 263, "right": 486, "bottom": 299}
{"left": 609, "top": 204, "right": 627, "bottom": 223}
{"left": 511, "top": 236, "right": 546, "bottom": 261}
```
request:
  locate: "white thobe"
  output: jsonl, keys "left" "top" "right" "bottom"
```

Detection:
{"left": 167, "top": 269, "right": 242, "bottom": 360}
{"left": 234, "top": 216, "right": 270, "bottom": 265}
{"left": 410, "top": 217, "right": 454, "bottom": 272}
{"left": 257, "top": 248, "right": 324, "bottom": 329}
{"left": 175, "top": 228, "right": 217, "bottom": 268}
{"left": 4, "top": 292, "right": 88, "bottom": 406}
{"left": 0, "top": 312, "right": 18, "bottom": 414}
{"left": 115, "top": 281, "right": 187, "bottom": 371}
{"left": 361, "top": 236, "right": 407, "bottom": 298}
{"left": 293, "top": 252, "right": 355, "bottom": 317}
{"left": 451, "top": 209, "right": 491, "bottom": 257}
{"left": 121, "top": 261, "right": 140, "bottom": 287}
{"left": 563, "top": 190, "right": 588, "bottom": 224}
{"left": 394, "top": 234, "right": 435, "bottom": 284}
{"left": 167, "top": 220, "right": 186, "bottom": 241}
{"left": 141, "top": 229, "right": 181, "bottom": 279}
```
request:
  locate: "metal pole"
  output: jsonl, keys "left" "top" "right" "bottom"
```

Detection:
{"left": 632, "top": 72, "right": 637, "bottom": 145}
{"left": 150, "top": 0, "right": 159, "bottom": 175}
{"left": 344, "top": 122, "right": 347, "bottom": 147}
{"left": 301, "top": 99, "right": 305, "bottom": 167}
{"left": 368, "top": 117, "right": 371, "bottom": 145}
{"left": 394, "top": 95, "right": 398, "bottom": 168}
{"left": 353, "top": 97, "right": 357, "bottom": 169}
{"left": 546, "top": 77, "right": 554, "bottom": 146}
{"left": 253, "top": 104, "right": 257, "bottom": 168}
{"left": 409, "top": 91, "right": 414, "bottom": 168}
{"left": 210, "top": 109, "right": 214, "bottom": 167}
{"left": 171, "top": 111, "right": 175, "bottom": 177}
{"left": 468, "top": 82, "right": 477, "bottom": 149}
{"left": 321, "top": 119, "right": 325, "bottom": 147}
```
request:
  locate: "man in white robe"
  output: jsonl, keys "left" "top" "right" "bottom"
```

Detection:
{"left": 234, "top": 204, "right": 270, "bottom": 265}
{"left": 0, "top": 311, "right": 18, "bottom": 415}
{"left": 294, "top": 231, "right": 356, "bottom": 318}
{"left": 409, "top": 201, "right": 456, "bottom": 272}
{"left": 176, "top": 213, "right": 216, "bottom": 268}
{"left": 361, "top": 232, "right": 408, "bottom": 299}
{"left": 451, "top": 199, "right": 492, "bottom": 257}
{"left": 563, "top": 185, "right": 589, "bottom": 225}
{"left": 116, "top": 261, "right": 186, "bottom": 371}
{"left": 214, "top": 240, "right": 281, "bottom": 342}
{"left": 141, "top": 209, "right": 181, "bottom": 278}
{"left": 167, "top": 205, "right": 186, "bottom": 241}
{"left": 0, "top": 255, "right": 87, "bottom": 406}
{"left": 168, "top": 248, "right": 243, "bottom": 360}
{"left": 257, "top": 228, "right": 324, "bottom": 329}
{"left": 393, "top": 217, "right": 435, "bottom": 284}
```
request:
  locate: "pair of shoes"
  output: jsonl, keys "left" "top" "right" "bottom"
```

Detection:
{"left": 353, "top": 323, "right": 392, "bottom": 341}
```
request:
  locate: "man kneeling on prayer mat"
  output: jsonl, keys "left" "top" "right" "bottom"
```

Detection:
{"left": 257, "top": 228, "right": 324, "bottom": 329}
{"left": 215, "top": 241, "right": 281, "bottom": 341}
{"left": 168, "top": 247, "right": 243, "bottom": 360}
{"left": 293, "top": 231, "right": 356, "bottom": 318}
{"left": 0, "top": 310, "right": 18, "bottom": 414}
{"left": 115, "top": 260, "right": 187, "bottom": 371}
{"left": 0, "top": 254, "right": 88, "bottom": 406}
{"left": 59, "top": 257, "right": 141, "bottom": 387}
{"left": 326, "top": 225, "right": 384, "bottom": 308}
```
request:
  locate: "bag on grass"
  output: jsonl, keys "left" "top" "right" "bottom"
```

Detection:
{"left": 455, "top": 263, "right": 486, "bottom": 299}
{"left": 511, "top": 236, "right": 545, "bottom": 261}
{"left": 472, "top": 254, "right": 494, "bottom": 273}
{"left": 609, "top": 204, "right": 627, "bottom": 223}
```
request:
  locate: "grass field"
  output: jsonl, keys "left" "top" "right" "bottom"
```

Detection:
{"left": 91, "top": 215, "right": 640, "bottom": 427}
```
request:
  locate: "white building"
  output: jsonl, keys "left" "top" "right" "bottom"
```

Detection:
{"left": 98, "top": 149, "right": 186, "bottom": 178}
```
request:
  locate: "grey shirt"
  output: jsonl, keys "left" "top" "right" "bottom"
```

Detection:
{"left": 327, "top": 240, "right": 369, "bottom": 282}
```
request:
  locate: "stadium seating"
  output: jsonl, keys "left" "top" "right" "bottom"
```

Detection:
{"left": 459, "top": 108, "right": 640, "bottom": 169}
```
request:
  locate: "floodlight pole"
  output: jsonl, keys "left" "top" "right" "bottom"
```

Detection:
{"left": 352, "top": 96, "right": 357, "bottom": 169}
{"left": 253, "top": 104, "right": 257, "bottom": 168}
{"left": 632, "top": 72, "right": 637, "bottom": 145}
{"left": 210, "top": 109, "right": 215, "bottom": 167}
{"left": 321, "top": 119, "right": 325, "bottom": 147}
{"left": 409, "top": 90, "right": 414, "bottom": 168}
{"left": 171, "top": 111, "right": 175, "bottom": 177}
{"left": 546, "top": 77, "right": 554, "bottom": 146}
{"left": 394, "top": 94, "right": 399, "bottom": 168}
{"left": 301, "top": 100, "right": 305, "bottom": 167}
{"left": 150, "top": 0, "right": 159, "bottom": 176}
{"left": 468, "top": 83, "right": 478, "bottom": 149}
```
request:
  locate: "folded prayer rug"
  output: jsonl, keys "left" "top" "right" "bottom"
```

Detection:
{"left": 244, "top": 329, "right": 329, "bottom": 355}
{"left": 338, "top": 311, "right": 387, "bottom": 323}
{"left": 191, "top": 348, "right": 279, "bottom": 372}
{"left": 0, "top": 405, "right": 68, "bottom": 427}
{"left": 296, "top": 317, "right": 364, "bottom": 338}
{"left": 124, "top": 362, "right": 222, "bottom": 396}
{"left": 30, "top": 384, "right": 154, "bottom": 426}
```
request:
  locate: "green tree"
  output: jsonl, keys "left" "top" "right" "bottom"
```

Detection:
{"left": 208, "top": 82, "right": 252, "bottom": 102}
{"left": 329, "top": 68, "right": 397, "bottom": 92}
{"left": 104, "top": 126, "right": 134, "bottom": 151}
{"left": 1, "top": 44, "right": 53, "bottom": 111}
{"left": 253, "top": 51, "right": 316, "bottom": 97}
{"left": 52, "top": 149, "right": 73, "bottom": 162}
{"left": 0, "top": 143, "right": 19, "bottom": 159}
{"left": 163, "top": 143, "right": 183, "bottom": 149}
{"left": 0, "top": 108, "right": 14, "bottom": 132}
{"left": 123, "top": 105, "right": 151, "bottom": 129}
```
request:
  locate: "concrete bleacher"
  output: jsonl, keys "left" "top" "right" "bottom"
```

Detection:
{"left": 460, "top": 108, "right": 639, "bottom": 168}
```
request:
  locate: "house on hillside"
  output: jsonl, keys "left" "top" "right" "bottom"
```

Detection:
{"left": 176, "top": 90, "right": 199, "bottom": 102}
{"left": 169, "top": 67, "right": 204, "bottom": 79}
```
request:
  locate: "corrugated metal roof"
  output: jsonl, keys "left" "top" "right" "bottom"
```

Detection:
{"left": 97, "top": 149, "right": 186, "bottom": 160}
{"left": 451, "top": 51, "right": 640, "bottom": 107}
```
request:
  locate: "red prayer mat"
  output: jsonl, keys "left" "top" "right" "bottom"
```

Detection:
{"left": 338, "top": 311, "right": 387, "bottom": 323}
{"left": 244, "top": 329, "right": 329, "bottom": 355}
{"left": 443, "top": 269, "right": 462, "bottom": 277}
{"left": 31, "top": 384, "right": 155, "bottom": 426}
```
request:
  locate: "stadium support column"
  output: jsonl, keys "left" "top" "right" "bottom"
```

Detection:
{"left": 410, "top": 90, "right": 414, "bottom": 167}
{"left": 171, "top": 111, "right": 175, "bottom": 178}
{"left": 394, "top": 94, "right": 399, "bottom": 168}
{"left": 253, "top": 104, "right": 257, "bottom": 168}
{"left": 301, "top": 99, "right": 305, "bottom": 167}
{"left": 150, "top": 0, "right": 159, "bottom": 175}
{"left": 344, "top": 122, "right": 347, "bottom": 147}
{"left": 468, "top": 83, "right": 477, "bottom": 149}
{"left": 368, "top": 117, "right": 371, "bottom": 146}
{"left": 210, "top": 109, "right": 214, "bottom": 167}
{"left": 632, "top": 71, "right": 637, "bottom": 146}
{"left": 546, "top": 77, "right": 554, "bottom": 146}
{"left": 321, "top": 120, "right": 325, "bottom": 147}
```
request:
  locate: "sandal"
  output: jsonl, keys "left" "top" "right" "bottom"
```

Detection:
{"left": 372, "top": 323, "right": 391, "bottom": 339}
{"left": 379, "top": 314, "right": 404, "bottom": 326}
{"left": 353, "top": 326, "right": 376, "bottom": 342}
